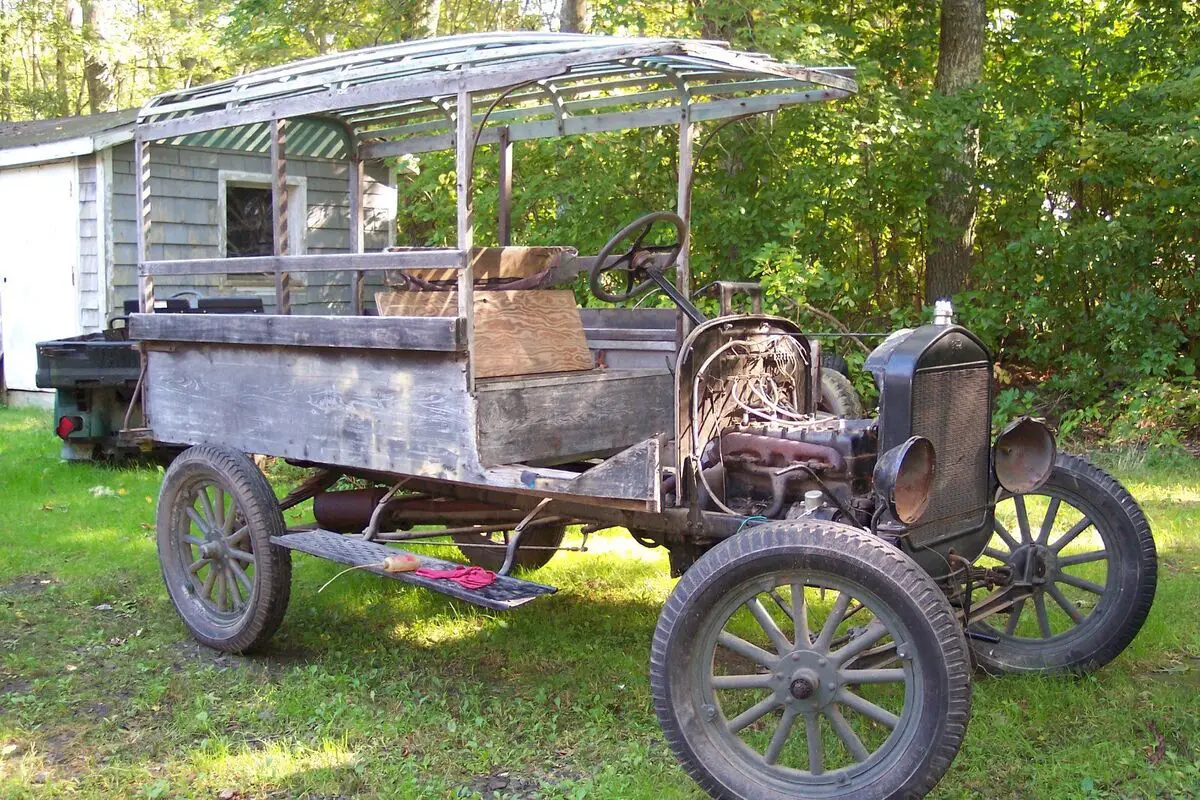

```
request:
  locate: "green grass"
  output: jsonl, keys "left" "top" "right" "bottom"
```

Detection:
{"left": 1, "top": 404, "right": 1198, "bottom": 799}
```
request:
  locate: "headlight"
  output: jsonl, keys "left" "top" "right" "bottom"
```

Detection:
{"left": 993, "top": 417, "right": 1056, "bottom": 493}
{"left": 874, "top": 436, "right": 936, "bottom": 525}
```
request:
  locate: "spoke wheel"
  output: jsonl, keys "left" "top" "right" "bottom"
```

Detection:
{"left": 451, "top": 523, "right": 566, "bottom": 572}
{"left": 157, "top": 445, "right": 291, "bottom": 653}
{"left": 969, "top": 453, "right": 1156, "bottom": 674}
{"left": 652, "top": 522, "right": 971, "bottom": 800}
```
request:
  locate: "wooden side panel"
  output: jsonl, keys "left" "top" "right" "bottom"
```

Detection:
{"left": 131, "top": 312, "right": 464, "bottom": 352}
{"left": 376, "top": 289, "right": 593, "bottom": 379}
{"left": 145, "top": 343, "right": 478, "bottom": 478}
{"left": 475, "top": 369, "right": 673, "bottom": 465}
{"left": 403, "top": 246, "right": 571, "bottom": 283}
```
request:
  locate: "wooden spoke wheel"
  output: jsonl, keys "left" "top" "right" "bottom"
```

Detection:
{"left": 651, "top": 521, "right": 971, "bottom": 800}
{"left": 157, "top": 445, "right": 291, "bottom": 653}
{"left": 968, "top": 453, "right": 1157, "bottom": 674}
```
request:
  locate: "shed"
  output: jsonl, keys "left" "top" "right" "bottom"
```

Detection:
{"left": 0, "top": 109, "right": 396, "bottom": 400}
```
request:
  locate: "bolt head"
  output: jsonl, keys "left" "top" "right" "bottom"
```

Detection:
{"left": 792, "top": 652, "right": 801, "bottom": 661}
{"left": 817, "top": 657, "right": 827, "bottom": 667}
{"left": 702, "top": 704, "right": 716, "bottom": 721}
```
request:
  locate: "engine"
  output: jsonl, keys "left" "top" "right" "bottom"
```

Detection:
{"left": 675, "top": 312, "right": 1056, "bottom": 581}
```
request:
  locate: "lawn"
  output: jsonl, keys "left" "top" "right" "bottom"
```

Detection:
{"left": 1, "top": 404, "right": 1198, "bottom": 799}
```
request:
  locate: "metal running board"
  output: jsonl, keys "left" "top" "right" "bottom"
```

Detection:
{"left": 273, "top": 530, "right": 557, "bottom": 610}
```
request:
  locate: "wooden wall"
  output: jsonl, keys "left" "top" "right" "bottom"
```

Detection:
{"left": 106, "top": 142, "right": 396, "bottom": 317}
{"left": 76, "top": 155, "right": 103, "bottom": 332}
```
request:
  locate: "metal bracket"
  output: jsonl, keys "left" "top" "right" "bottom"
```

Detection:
{"left": 498, "top": 497, "right": 553, "bottom": 576}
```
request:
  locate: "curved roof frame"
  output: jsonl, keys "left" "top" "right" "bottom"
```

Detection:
{"left": 136, "top": 33, "right": 857, "bottom": 156}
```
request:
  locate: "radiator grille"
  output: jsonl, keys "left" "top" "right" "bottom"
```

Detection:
{"left": 906, "top": 364, "right": 991, "bottom": 546}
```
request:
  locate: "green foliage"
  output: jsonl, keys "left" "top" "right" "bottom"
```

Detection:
{"left": 1, "top": 0, "right": 1196, "bottom": 442}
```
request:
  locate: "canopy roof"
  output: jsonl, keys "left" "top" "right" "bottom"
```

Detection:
{"left": 137, "top": 32, "right": 856, "bottom": 158}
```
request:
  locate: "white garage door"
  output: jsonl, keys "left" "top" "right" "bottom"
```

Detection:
{"left": 0, "top": 160, "right": 81, "bottom": 391}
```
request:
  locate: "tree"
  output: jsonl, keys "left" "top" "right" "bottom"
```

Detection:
{"left": 79, "top": 0, "right": 108, "bottom": 113}
{"left": 924, "top": 0, "right": 985, "bottom": 301}
{"left": 560, "top": 0, "right": 586, "bottom": 32}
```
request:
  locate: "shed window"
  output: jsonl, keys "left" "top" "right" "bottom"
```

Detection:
{"left": 225, "top": 185, "right": 274, "bottom": 257}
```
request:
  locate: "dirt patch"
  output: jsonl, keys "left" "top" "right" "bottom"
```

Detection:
{"left": 0, "top": 575, "right": 58, "bottom": 596}
{"left": 168, "top": 639, "right": 316, "bottom": 676}
{"left": 0, "top": 677, "right": 32, "bottom": 695}
{"left": 462, "top": 766, "right": 586, "bottom": 799}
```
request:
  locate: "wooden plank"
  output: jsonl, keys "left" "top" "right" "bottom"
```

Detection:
{"left": 578, "top": 307, "right": 676, "bottom": 329}
{"left": 140, "top": 249, "right": 463, "bottom": 277}
{"left": 375, "top": 290, "right": 593, "bottom": 379}
{"left": 456, "top": 87, "right": 476, "bottom": 391}
{"left": 568, "top": 437, "right": 662, "bottom": 512}
{"left": 144, "top": 343, "right": 477, "bottom": 477}
{"left": 349, "top": 156, "right": 365, "bottom": 315}
{"left": 270, "top": 119, "right": 291, "bottom": 314}
{"left": 677, "top": 114, "right": 695, "bottom": 342}
{"left": 134, "top": 138, "right": 153, "bottom": 311}
{"left": 404, "top": 247, "right": 571, "bottom": 283}
{"left": 498, "top": 126, "right": 513, "bottom": 246}
{"left": 130, "top": 312, "right": 465, "bottom": 352}
{"left": 475, "top": 368, "right": 673, "bottom": 466}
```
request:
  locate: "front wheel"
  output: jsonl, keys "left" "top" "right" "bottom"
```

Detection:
{"left": 651, "top": 522, "right": 971, "bottom": 800}
{"left": 969, "top": 453, "right": 1157, "bottom": 674}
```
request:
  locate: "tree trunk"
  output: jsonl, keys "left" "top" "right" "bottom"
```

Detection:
{"left": 80, "top": 0, "right": 109, "bottom": 114}
{"left": 923, "top": 0, "right": 985, "bottom": 302}
{"left": 560, "top": 0, "right": 587, "bottom": 33}
{"left": 422, "top": 0, "right": 441, "bottom": 37}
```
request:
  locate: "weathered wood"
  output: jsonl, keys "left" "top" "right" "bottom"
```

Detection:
{"left": 134, "top": 138, "right": 153, "bottom": 311}
{"left": 577, "top": 307, "right": 676, "bottom": 330}
{"left": 567, "top": 437, "right": 663, "bottom": 512}
{"left": 349, "top": 156, "right": 365, "bottom": 315}
{"left": 475, "top": 368, "right": 673, "bottom": 465}
{"left": 140, "top": 250, "right": 463, "bottom": 277}
{"left": 270, "top": 119, "right": 291, "bottom": 314}
{"left": 375, "top": 289, "right": 593, "bottom": 378}
{"left": 130, "top": 312, "right": 465, "bottom": 352}
{"left": 145, "top": 343, "right": 477, "bottom": 477}
{"left": 456, "top": 86, "right": 476, "bottom": 390}
{"left": 403, "top": 246, "right": 570, "bottom": 283}
{"left": 676, "top": 113, "right": 695, "bottom": 342}
{"left": 498, "top": 126, "right": 513, "bottom": 246}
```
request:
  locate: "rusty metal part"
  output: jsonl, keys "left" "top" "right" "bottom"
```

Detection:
{"left": 279, "top": 469, "right": 341, "bottom": 512}
{"left": 313, "top": 489, "right": 529, "bottom": 533}
{"left": 718, "top": 431, "right": 845, "bottom": 472}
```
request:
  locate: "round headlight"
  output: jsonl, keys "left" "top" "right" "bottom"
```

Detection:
{"left": 874, "top": 436, "right": 936, "bottom": 525}
{"left": 994, "top": 417, "right": 1056, "bottom": 494}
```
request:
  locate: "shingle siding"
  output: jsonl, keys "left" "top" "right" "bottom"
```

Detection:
{"left": 108, "top": 142, "right": 395, "bottom": 316}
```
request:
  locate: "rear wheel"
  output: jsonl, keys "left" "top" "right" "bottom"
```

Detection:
{"left": 651, "top": 522, "right": 971, "bottom": 800}
{"left": 969, "top": 453, "right": 1156, "bottom": 674}
{"left": 452, "top": 523, "right": 566, "bottom": 572}
{"left": 818, "top": 370, "right": 864, "bottom": 418}
{"left": 157, "top": 444, "right": 291, "bottom": 653}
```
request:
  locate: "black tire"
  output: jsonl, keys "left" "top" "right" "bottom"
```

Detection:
{"left": 452, "top": 523, "right": 566, "bottom": 571}
{"left": 820, "top": 352, "right": 850, "bottom": 378}
{"left": 157, "top": 444, "right": 291, "bottom": 653}
{"left": 969, "top": 453, "right": 1156, "bottom": 674}
{"left": 819, "top": 369, "right": 864, "bottom": 418}
{"left": 651, "top": 522, "right": 971, "bottom": 800}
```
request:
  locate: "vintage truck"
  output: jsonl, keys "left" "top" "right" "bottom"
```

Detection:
{"left": 74, "top": 33, "right": 1157, "bottom": 800}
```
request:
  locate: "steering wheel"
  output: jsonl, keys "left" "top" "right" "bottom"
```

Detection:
{"left": 589, "top": 211, "right": 687, "bottom": 303}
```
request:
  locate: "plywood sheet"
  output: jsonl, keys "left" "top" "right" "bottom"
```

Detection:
{"left": 396, "top": 246, "right": 571, "bottom": 283}
{"left": 375, "top": 289, "right": 594, "bottom": 379}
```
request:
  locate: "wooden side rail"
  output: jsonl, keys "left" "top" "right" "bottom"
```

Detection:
{"left": 129, "top": 312, "right": 466, "bottom": 353}
{"left": 139, "top": 249, "right": 465, "bottom": 278}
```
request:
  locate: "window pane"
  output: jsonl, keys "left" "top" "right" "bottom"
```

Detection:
{"left": 226, "top": 186, "right": 274, "bottom": 257}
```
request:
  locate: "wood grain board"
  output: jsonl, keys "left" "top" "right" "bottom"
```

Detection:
{"left": 399, "top": 246, "right": 571, "bottom": 283}
{"left": 375, "top": 289, "right": 594, "bottom": 379}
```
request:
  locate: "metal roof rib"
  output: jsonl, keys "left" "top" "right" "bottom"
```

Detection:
{"left": 134, "top": 33, "right": 856, "bottom": 152}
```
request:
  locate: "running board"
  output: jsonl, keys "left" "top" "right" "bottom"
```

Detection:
{"left": 272, "top": 530, "right": 557, "bottom": 610}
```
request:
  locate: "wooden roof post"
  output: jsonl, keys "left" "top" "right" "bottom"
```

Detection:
{"left": 270, "top": 118, "right": 291, "bottom": 315}
{"left": 134, "top": 136, "right": 154, "bottom": 312}
{"left": 497, "top": 125, "right": 513, "bottom": 246}
{"left": 349, "top": 152, "right": 365, "bottom": 315}
{"left": 676, "top": 109, "right": 696, "bottom": 342}
{"left": 456, "top": 86, "right": 476, "bottom": 391}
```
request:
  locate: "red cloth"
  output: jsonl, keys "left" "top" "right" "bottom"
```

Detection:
{"left": 414, "top": 565, "right": 497, "bottom": 589}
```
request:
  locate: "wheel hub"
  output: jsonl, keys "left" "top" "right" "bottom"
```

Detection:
{"left": 772, "top": 650, "right": 840, "bottom": 709}
{"left": 1010, "top": 543, "right": 1056, "bottom": 585}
